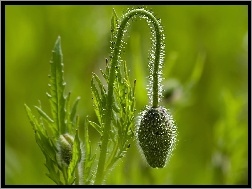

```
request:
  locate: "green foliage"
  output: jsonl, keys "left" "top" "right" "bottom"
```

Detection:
{"left": 82, "top": 119, "right": 96, "bottom": 184}
{"left": 90, "top": 58, "right": 136, "bottom": 183}
{"left": 24, "top": 7, "right": 170, "bottom": 185}
{"left": 6, "top": 5, "right": 248, "bottom": 185}
{"left": 93, "top": 8, "right": 172, "bottom": 184}
{"left": 24, "top": 8, "right": 139, "bottom": 185}
{"left": 24, "top": 37, "right": 81, "bottom": 185}
{"left": 47, "top": 37, "right": 67, "bottom": 135}
{"left": 212, "top": 89, "right": 247, "bottom": 184}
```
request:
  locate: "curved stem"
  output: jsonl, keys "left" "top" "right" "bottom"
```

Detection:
{"left": 94, "top": 8, "right": 164, "bottom": 184}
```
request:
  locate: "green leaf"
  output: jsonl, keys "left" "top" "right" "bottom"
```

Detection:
{"left": 46, "top": 172, "right": 62, "bottom": 185}
{"left": 67, "top": 129, "right": 81, "bottom": 184}
{"left": 65, "top": 92, "right": 71, "bottom": 133}
{"left": 100, "top": 67, "right": 109, "bottom": 82}
{"left": 70, "top": 96, "right": 81, "bottom": 123}
{"left": 35, "top": 131, "right": 57, "bottom": 163}
{"left": 88, "top": 121, "right": 102, "bottom": 136}
{"left": 24, "top": 104, "right": 39, "bottom": 131}
{"left": 45, "top": 156, "right": 62, "bottom": 185}
{"left": 34, "top": 106, "right": 54, "bottom": 123}
{"left": 84, "top": 119, "right": 91, "bottom": 157}
{"left": 93, "top": 73, "right": 106, "bottom": 99}
{"left": 98, "top": 54, "right": 136, "bottom": 174}
{"left": 91, "top": 75, "right": 103, "bottom": 125}
{"left": 48, "top": 36, "right": 67, "bottom": 135}
{"left": 83, "top": 120, "right": 96, "bottom": 184}
{"left": 90, "top": 73, "right": 108, "bottom": 135}
{"left": 111, "top": 8, "right": 119, "bottom": 39}
{"left": 25, "top": 104, "right": 57, "bottom": 163}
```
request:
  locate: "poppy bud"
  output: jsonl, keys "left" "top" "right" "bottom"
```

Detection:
{"left": 137, "top": 106, "right": 177, "bottom": 168}
{"left": 57, "top": 133, "right": 74, "bottom": 166}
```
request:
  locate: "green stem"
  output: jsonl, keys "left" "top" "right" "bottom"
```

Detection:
{"left": 94, "top": 8, "right": 164, "bottom": 184}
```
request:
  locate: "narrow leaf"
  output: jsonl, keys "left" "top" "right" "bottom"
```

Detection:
{"left": 100, "top": 69, "right": 108, "bottom": 81}
{"left": 88, "top": 121, "right": 102, "bottom": 136}
{"left": 49, "top": 36, "right": 67, "bottom": 135}
{"left": 111, "top": 8, "right": 119, "bottom": 32}
{"left": 83, "top": 120, "right": 96, "bottom": 184}
{"left": 24, "top": 104, "right": 39, "bottom": 132}
{"left": 93, "top": 73, "right": 106, "bottom": 98}
{"left": 65, "top": 92, "right": 71, "bottom": 133}
{"left": 45, "top": 156, "right": 62, "bottom": 185}
{"left": 84, "top": 119, "right": 91, "bottom": 156}
{"left": 91, "top": 76, "right": 102, "bottom": 125}
{"left": 34, "top": 106, "right": 54, "bottom": 123}
{"left": 67, "top": 129, "right": 81, "bottom": 184}
{"left": 25, "top": 104, "right": 58, "bottom": 173}
{"left": 35, "top": 131, "right": 57, "bottom": 163}
{"left": 70, "top": 96, "right": 81, "bottom": 123}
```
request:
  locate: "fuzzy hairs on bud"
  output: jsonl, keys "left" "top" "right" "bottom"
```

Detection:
{"left": 57, "top": 133, "right": 74, "bottom": 167}
{"left": 137, "top": 106, "right": 177, "bottom": 168}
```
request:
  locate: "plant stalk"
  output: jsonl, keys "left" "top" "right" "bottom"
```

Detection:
{"left": 94, "top": 8, "right": 164, "bottom": 184}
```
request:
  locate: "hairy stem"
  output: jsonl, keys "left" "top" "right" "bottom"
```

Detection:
{"left": 95, "top": 8, "right": 164, "bottom": 184}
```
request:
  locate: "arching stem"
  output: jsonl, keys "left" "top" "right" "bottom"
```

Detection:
{"left": 94, "top": 8, "right": 164, "bottom": 184}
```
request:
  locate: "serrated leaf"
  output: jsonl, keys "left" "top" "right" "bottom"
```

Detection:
{"left": 67, "top": 129, "right": 81, "bottom": 184}
{"left": 25, "top": 105, "right": 55, "bottom": 162}
{"left": 92, "top": 74, "right": 107, "bottom": 128}
{"left": 49, "top": 36, "right": 67, "bottom": 135}
{"left": 99, "top": 51, "right": 136, "bottom": 174}
{"left": 25, "top": 112, "right": 56, "bottom": 164}
{"left": 25, "top": 104, "right": 60, "bottom": 181}
{"left": 91, "top": 76, "right": 103, "bottom": 125}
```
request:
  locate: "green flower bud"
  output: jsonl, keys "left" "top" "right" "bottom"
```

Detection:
{"left": 57, "top": 133, "right": 74, "bottom": 167}
{"left": 137, "top": 106, "right": 177, "bottom": 168}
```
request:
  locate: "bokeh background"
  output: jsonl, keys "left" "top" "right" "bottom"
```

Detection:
{"left": 5, "top": 5, "right": 248, "bottom": 185}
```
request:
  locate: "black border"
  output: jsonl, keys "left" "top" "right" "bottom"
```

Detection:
{"left": 1, "top": 1, "right": 251, "bottom": 188}
{"left": 1, "top": 1, "right": 251, "bottom": 6}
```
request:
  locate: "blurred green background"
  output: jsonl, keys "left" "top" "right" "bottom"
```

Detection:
{"left": 5, "top": 5, "right": 248, "bottom": 185}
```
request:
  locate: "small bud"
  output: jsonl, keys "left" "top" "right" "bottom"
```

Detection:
{"left": 57, "top": 133, "right": 74, "bottom": 166}
{"left": 137, "top": 106, "right": 177, "bottom": 168}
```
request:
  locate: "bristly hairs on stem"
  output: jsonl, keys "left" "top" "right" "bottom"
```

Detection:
{"left": 95, "top": 8, "right": 166, "bottom": 184}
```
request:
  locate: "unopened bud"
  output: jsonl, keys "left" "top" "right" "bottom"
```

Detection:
{"left": 57, "top": 133, "right": 74, "bottom": 166}
{"left": 137, "top": 106, "right": 177, "bottom": 168}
